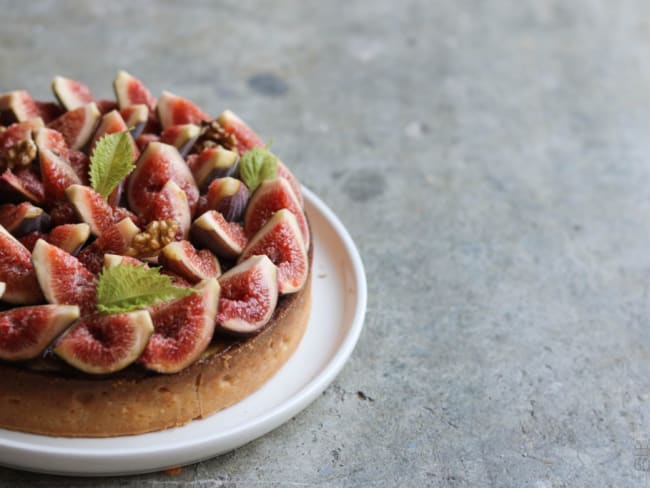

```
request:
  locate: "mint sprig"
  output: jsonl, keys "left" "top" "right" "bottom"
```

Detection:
{"left": 239, "top": 146, "right": 278, "bottom": 191}
{"left": 89, "top": 131, "right": 135, "bottom": 200}
{"left": 96, "top": 264, "right": 196, "bottom": 313}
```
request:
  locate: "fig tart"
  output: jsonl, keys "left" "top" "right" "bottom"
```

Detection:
{"left": 0, "top": 72, "right": 312, "bottom": 437}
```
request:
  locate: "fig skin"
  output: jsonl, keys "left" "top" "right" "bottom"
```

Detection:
{"left": 190, "top": 210, "right": 247, "bottom": 259}
{"left": 159, "top": 240, "right": 221, "bottom": 284}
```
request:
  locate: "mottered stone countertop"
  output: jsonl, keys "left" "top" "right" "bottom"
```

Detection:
{"left": 1, "top": 1, "right": 650, "bottom": 486}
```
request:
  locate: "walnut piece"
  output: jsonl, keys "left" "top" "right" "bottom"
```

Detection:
{"left": 1, "top": 139, "right": 37, "bottom": 170}
{"left": 194, "top": 120, "right": 238, "bottom": 153}
{"left": 126, "top": 220, "right": 180, "bottom": 258}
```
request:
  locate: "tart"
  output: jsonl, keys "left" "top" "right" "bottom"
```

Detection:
{"left": 0, "top": 73, "right": 312, "bottom": 437}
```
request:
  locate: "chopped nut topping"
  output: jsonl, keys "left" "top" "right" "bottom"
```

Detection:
{"left": 194, "top": 120, "right": 238, "bottom": 153}
{"left": 1, "top": 139, "right": 37, "bottom": 170}
{"left": 126, "top": 219, "right": 180, "bottom": 258}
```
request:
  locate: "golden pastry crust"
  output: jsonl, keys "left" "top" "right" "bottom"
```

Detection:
{"left": 0, "top": 262, "right": 312, "bottom": 438}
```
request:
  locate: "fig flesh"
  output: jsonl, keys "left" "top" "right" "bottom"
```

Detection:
{"left": 113, "top": 70, "right": 157, "bottom": 112}
{"left": 0, "top": 225, "right": 44, "bottom": 304}
{"left": 47, "top": 102, "right": 101, "bottom": 150}
{"left": 244, "top": 177, "right": 309, "bottom": 250}
{"left": 159, "top": 124, "right": 200, "bottom": 157}
{"left": 240, "top": 209, "right": 309, "bottom": 294}
{"left": 0, "top": 90, "right": 40, "bottom": 123}
{"left": 157, "top": 91, "right": 210, "bottom": 130}
{"left": 120, "top": 104, "right": 149, "bottom": 139}
{"left": 87, "top": 109, "right": 139, "bottom": 160}
{"left": 127, "top": 141, "right": 198, "bottom": 215}
{"left": 189, "top": 147, "right": 239, "bottom": 190}
{"left": 54, "top": 310, "right": 153, "bottom": 374}
{"left": 32, "top": 238, "right": 97, "bottom": 315}
{"left": 159, "top": 240, "right": 221, "bottom": 284}
{"left": 143, "top": 180, "right": 191, "bottom": 240}
{"left": 0, "top": 304, "right": 80, "bottom": 361}
{"left": 76, "top": 217, "right": 139, "bottom": 274}
{"left": 38, "top": 147, "right": 81, "bottom": 202}
{"left": 65, "top": 184, "right": 114, "bottom": 237}
{"left": 199, "top": 177, "right": 249, "bottom": 221}
{"left": 34, "top": 127, "right": 70, "bottom": 160}
{"left": 46, "top": 223, "right": 90, "bottom": 254}
{"left": 139, "top": 278, "right": 219, "bottom": 373}
{"left": 51, "top": 76, "right": 94, "bottom": 111}
{"left": 0, "top": 168, "right": 44, "bottom": 204}
{"left": 217, "top": 255, "right": 279, "bottom": 334}
{"left": 190, "top": 210, "right": 247, "bottom": 259}
{"left": 0, "top": 202, "right": 51, "bottom": 237}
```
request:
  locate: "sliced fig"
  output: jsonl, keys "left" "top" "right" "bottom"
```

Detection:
{"left": 88, "top": 110, "right": 139, "bottom": 160}
{"left": 34, "top": 101, "right": 65, "bottom": 124}
{"left": 0, "top": 90, "right": 40, "bottom": 123}
{"left": 0, "top": 304, "right": 80, "bottom": 361}
{"left": 0, "top": 202, "right": 51, "bottom": 237}
{"left": 39, "top": 147, "right": 81, "bottom": 202}
{"left": 277, "top": 161, "right": 304, "bottom": 207}
{"left": 47, "top": 102, "right": 101, "bottom": 150}
{"left": 159, "top": 124, "right": 200, "bottom": 157}
{"left": 48, "top": 201, "right": 79, "bottom": 226}
{"left": 217, "top": 255, "right": 278, "bottom": 334}
{"left": 143, "top": 180, "right": 191, "bottom": 239}
{"left": 244, "top": 177, "right": 309, "bottom": 250}
{"left": 51, "top": 76, "right": 94, "bottom": 111}
{"left": 32, "top": 238, "right": 97, "bottom": 315}
{"left": 0, "top": 225, "right": 44, "bottom": 304}
{"left": 34, "top": 127, "right": 70, "bottom": 160}
{"left": 239, "top": 209, "right": 308, "bottom": 294}
{"left": 191, "top": 210, "right": 247, "bottom": 259}
{"left": 120, "top": 104, "right": 149, "bottom": 138}
{"left": 68, "top": 149, "right": 91, "bottom": 185}
{"left": 47, "top": 223, "right": 90, "bottom": 254}
{"left": 157, "top": 91, "right": 210, "bottom": 130}
{"left": 0, "top": 282, "right": 4, "bottom": 299}
{"left": 77, "top": 217, "right": 139, "bottom": 274}
{"left": 139, "top": 278, "right": 219, "bottom": 373}
{"left": 134, "top": 133, "right": 160, "bottom": 152}
{"left": 54, "top": 310, "right": 153, "bottom": 374}
{"left": 0, "top": 168, "right": 44, "bottom": 204}
{"left": 188, "top": 147, "right": 239, "bottom": 190}
{"left": 127, "top": 141, "right": 198, "bottom": 214}
{"left": 103, "top": 253, "right": 144, "bottom": 268}
{"left": 159, "top": 240, "right": 221, "bottom": 284}
{"left": 0, "top": 118, "right": 44, "bottom": 150}
{"left": 114, "top": 70, "right": 157, "bottom": 112}
{"left": 65, "top": 184, "right": 113, "bottom": 236}
{"left": 199, "top": 177, "right": 249, "bottom": 221}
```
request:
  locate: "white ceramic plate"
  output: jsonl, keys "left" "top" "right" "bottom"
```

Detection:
{"left": 0, "top": 187, "right": 367, "bottom": 476}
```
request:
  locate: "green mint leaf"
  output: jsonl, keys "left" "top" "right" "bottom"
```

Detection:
{"left": 96, "top": 264, "right": 196, "bottom": 313}
{"left": 89, "top": 131, "right": 135, "bottom": 200}
{"left": 239, "top": 146, "right": 278, "bottom": 191}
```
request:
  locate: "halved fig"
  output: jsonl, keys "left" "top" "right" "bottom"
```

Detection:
{"left": 68, "top": 149, "right": 91, "bottom": 186}
{"left": 244, "top": 177, "right": 309, "bottom": 250}
{"left": 0, "top": 304, "right": 80, "bottom": 361}
{"left": 190, "top": 210, "right": 247, "bottom": 259}
{"left": 0, "top": 202, "right": 51, "bottom": 237}
{"left": 34, "top": 101, "right": 65, "bottom": 124}
{"left": 199, "top": 177, "right": 249, "bottom": 221}
{"left": 143, "top": 180, "right": 191, "bottom": 239}
{"left": 127, "top": 141, "right": 198, "bottom": 214}
{"left": 113, "top": 70, "right": 157, "bottom": 112}
{"left": 47, "top": 223, "right": 90, "bottom": 254}
{"left": 120, "top": 104, "right": 149, "bottom": 138}
{"left": 77, "top": 217, "right": 139, "bottom": 274}
{"left": 0, "top": 225, "right": 44, "bottom": 304}
{"left": 0, "top": 118, "right": 44, "bottom": 150}
{"left": 0, "top": 168, "right": 44, "bottom": 204}
{"left": 32, "top": 238, "right": 97, "bottom": 315}
{"left": 159, "top": 240, "right": 221, "bottom": 284}
{"left": 47, "top": 102, "right": 101, "bottom": 150}
{"left": 139, "top": 278, "right": 219, "bottom": 373}
{"left": 34, "top": 127, "right": 70, "bottom": 160}
{"left": 188, "top": 147, "right": 239, "bottom": 190}
{"left": 216, "top": 110, "right": 303, "bottom": 205}
{"left": 88, "top": 110, "right": 139, "bottom": 160}
{"left": 54, "top": 310, "right": 153, "bottom": 374}
{"left": 48, "top": 201, "right": 78, "bottom": 226}
{"left": 157, "top": 91, "right": 210, "bottom": 130}
{"left": 134, "top": 133, "right": 160, "bottom": 152}
{"left": 51, "top": 76, "right": 94, "bottom": 111}
{"left": 159, "top": 124, "right": 200, "bottom": 157}
{"left": 0, "top": 90, "right": 40, "bottom": 123}
{"left": 0, "top": 282, "right": 5, "bottom": 299}
{"left": 217, "top": 255, "right": 278, "bottom": 334}
{"left": 239, "top": 209, "right": 308, "bottom": 294}
{"left": 65, "top": 184, "right": 114, "bottom": 236}
{"left": 39, "top": 147, "right": 81, "bottom": 202}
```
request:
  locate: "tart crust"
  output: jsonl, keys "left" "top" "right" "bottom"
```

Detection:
{"left": 0, "top": 257, "right": 312, "bottom": 437}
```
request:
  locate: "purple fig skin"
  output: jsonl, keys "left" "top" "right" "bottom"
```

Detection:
{"left": 192, "top": 148, "right": 239, "bottom": 191}
{"left": 0, "top": 203, "right": 51, "bottom": 237}
{"left": 215, "top": 184, "right": 249, "bottom": 222}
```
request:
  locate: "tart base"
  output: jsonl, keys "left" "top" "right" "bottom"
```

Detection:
{"left": 0, "top": 272, "right": 312, "bottom": 438}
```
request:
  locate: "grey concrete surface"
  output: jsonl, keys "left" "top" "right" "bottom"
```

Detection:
{"left": 0, "top": 0, "right": 649, "bottom": 486}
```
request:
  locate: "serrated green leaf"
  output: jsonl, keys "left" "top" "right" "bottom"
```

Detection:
{"left": 96, "top": 264, "right": 196, "bottom": 313}
{"left": 239, "top": 146, "right": 278, "bottom": 191}
{"left": 89, "top": 131, "right": 135, "bottom": 200}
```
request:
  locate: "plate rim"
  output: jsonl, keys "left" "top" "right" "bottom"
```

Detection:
{"left": 0, "top": 186, "right": 367, "bottom": 474}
